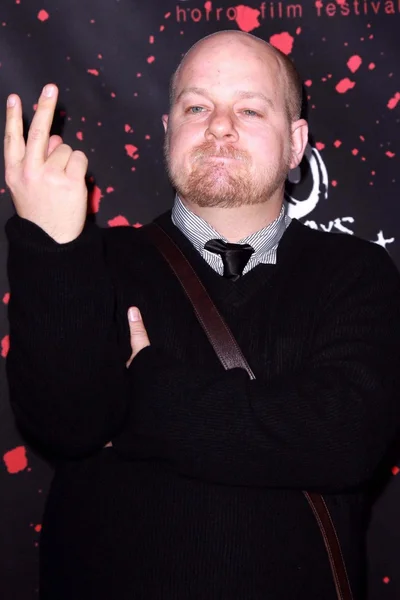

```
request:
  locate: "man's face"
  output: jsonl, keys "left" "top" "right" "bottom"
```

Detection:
{"left": 164, "top": 37, "right": 296, "bottom": 209}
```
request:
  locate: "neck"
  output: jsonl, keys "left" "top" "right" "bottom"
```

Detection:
{"left": 180, "top": 195, "right": 284, "bottom": 242}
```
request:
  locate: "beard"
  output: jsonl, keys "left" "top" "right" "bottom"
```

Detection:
{"left": 164, "top": 138, "right": 292, "bottom": 209}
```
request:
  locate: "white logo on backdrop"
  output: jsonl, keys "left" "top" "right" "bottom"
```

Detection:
{"left": 285, "top": 144, "right": 328, "bottom": 220}
{"left": 285, "top": 143, "right": 395, "bottom": 249}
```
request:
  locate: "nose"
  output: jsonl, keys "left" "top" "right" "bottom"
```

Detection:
{"left": 205, "top": 109, "right": 239, "bottom": 143}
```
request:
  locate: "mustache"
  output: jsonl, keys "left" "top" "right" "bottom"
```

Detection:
{"left": 191, "top": 142, "right": 249, "bottom": 162}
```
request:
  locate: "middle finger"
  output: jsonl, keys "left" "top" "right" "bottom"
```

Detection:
{"left": 25, "top": 84, "right": 59, "bottom": 169}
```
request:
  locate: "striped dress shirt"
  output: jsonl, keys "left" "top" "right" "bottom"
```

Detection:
{"left": 171, "top": 195, "right": 291, "bottom": 275}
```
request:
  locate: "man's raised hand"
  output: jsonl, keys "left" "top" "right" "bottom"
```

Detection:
{"left": 4, "top": 84, "right": 89, "bottom": 244}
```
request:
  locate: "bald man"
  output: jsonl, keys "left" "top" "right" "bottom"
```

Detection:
{"left": 5, "top": 31, "right": 400, "bottom": 600}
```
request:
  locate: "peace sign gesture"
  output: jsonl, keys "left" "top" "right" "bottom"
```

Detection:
{"left": 4, "top": 84, "right": 88, "bottom": 244}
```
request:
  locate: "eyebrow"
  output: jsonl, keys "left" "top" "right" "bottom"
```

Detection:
{"left": 175, "top": 87, "right": 274, "bottom": 109}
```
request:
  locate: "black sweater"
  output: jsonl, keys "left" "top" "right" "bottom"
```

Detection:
{"left": 6, "top": 211, "right": 400, "bottom": 600}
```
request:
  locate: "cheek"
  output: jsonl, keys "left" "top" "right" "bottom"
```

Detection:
{"left": 168, "top": 127, "right": 203, "bottom": 166}
{"left": 250, "top": 131, "right": 287, "bottom": 163}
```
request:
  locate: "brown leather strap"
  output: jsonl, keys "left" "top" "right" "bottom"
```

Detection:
{"left": 146, "top": 222, "right": 255, "bottom": 379}
{"left": 304, "top": 492, "right": 354, "bottom": 600}
{"left": 145, "top": 220, "right": 353, "bottom": 600}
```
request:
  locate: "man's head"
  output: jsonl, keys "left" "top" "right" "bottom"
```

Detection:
{"left": 163, "top": 30, "right": 308, "bottom": 210}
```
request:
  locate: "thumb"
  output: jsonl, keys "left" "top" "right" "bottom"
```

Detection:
{"left": 127, "top": 307, "right": 150, "bottom": 366}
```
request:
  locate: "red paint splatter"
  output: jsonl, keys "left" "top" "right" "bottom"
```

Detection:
{"left": 333, "top": 140, "right": 342, "bottom": 148}
{"left": 149, "top": 35, "right": 154, "bottom": 44}
{"left": 87, "top": 69, "right": 99, "bottom": 76}
{"left": 359, "top": 135, "right": 365, "bottom": 141}
{"left": 386, "top": 151, "right": 395, "bottom": 158}
{"left": 336, "top": 78, "right": 356, "bottom": 93}
{"left": 159, "top": 25, "right": 165, "bottom": 32}
{"left": 392, "top": 466, "right": 399, "bottom": 475}
{"left": 235, "top": 5, "right": 260, "bottom": 32}
{"left": 125, "top": 144, "right": 138, "bottom": 159}
{"left": 108, "top": 216, "right": 130, "bottom": 227}
{"left": 37, "top": 9, "right": 49, "bottom": 21}
{"left": 3, "top": 292, "right": 10, "bottom": 304}
{"left": 98, "top": 54, "right": 103, "bottom": 59}
{"left": 1, "top": 335, "right": 10, "bottom": 358}
{"left": 124, "top": 124, "right": 133, "bottom": 132}
{"left": 34, "top": 524, "right": 42, "bottom": 533}
{"left": 110, "top": 92, "right": 116, "bottom": 98}
{"left": 383, "top": 577, "right": 390, "bottom": 584}
{"left": 106, "top": 187, "right": 114, "bottom": 193}
{"left": 304, "top": 80, "right": 312, "bottom": 87}
{"left": 3, "top": 446, "right": 28, "bottom": 474}
{"left": 316, "top": 142, "right": 325, "bottom": 150}
{"left": 331, "top": 180, "right": 338, "bottom": 187}
{"left": 88, "top": 185, "right": 103, "bottom": 214}
{"left": 76, "top": 132, "right": 83, "bottom": 141}
{"left": 296, "top": 27, "right": 301, "bottom": 34}
{"left": 147, "top": 56, "right": 155, "bottom": 64}
{"left": 33, "top": 103, "right": 38, "bottom": 111}
{"left": 387, "top": 92, "right": 400, "bottom": 110}
{"left": 145, "top": 134, "right": 151, "bottom": 140}
{"left": 368, "top": 63, "right": 375, "bottom": 70}
{"left": 133, "top": 222, "right": 143, "bottom": 228}
{"left": 347, "top": 55, "right": 362, "bottom": 73}
{"left": 352, "top": 149, "right": 359, "bottom": 156}
{"left": 269, "top": 32, "right": 294, "bottom": 55}
{"left": 164, "top": 12, "right": 171, "bottom": 18}
{"left": 136, "top": 73, "right": 142, "bottom": 78}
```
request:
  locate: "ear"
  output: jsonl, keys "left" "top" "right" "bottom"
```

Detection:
{"left": 289, "top": 119, "right": 308, "bottom": 170}
{"left": 162, "top": 113, "right": 169, "bottom": 133}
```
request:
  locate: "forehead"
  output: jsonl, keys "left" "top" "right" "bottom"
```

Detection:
{"left": 175, "top": 38, "right": 283, "bottom": 100}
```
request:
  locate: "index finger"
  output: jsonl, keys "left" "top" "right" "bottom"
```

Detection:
{"left": 25, "top": 84, "right": 59, "bottom": 169}
{"left": 4, "top": 94, "right": 25, "bottom": 171}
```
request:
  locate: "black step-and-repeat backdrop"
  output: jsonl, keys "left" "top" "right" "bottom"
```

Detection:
{"left": 0, "top": 1, "right": 399, "bottom": 598}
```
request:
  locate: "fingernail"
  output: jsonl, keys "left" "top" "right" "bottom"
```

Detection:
{"left": 7, "top": 95, "right": 16, "bottom": 107}
{"left": 129, "top": 308, "right": 141, "bottom": 322}
{"left": 43, "top": 84, "right": 54, "bottom": 98}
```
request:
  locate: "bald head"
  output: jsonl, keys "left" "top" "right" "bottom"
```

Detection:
{"left": 170, "top": 30, "right": 303, "bottom": 123}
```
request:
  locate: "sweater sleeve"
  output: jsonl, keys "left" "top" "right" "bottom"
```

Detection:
{"left": 5, "top": 215, "right": 129, "bottom": 458}
{"left": 113, "top": 242, "right": 400, "bottom": 492}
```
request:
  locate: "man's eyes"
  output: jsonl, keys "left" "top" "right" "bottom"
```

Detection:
{"left": 242, "top": 109, "right": 261, "bottom": 117}
{"left": 187, "top": 106, "right": 205, "bottom": 114}
{"left": 184, "top": 106, "right": 262, "bottom": 117}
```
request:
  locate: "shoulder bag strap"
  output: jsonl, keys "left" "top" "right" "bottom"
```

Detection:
{"left": 145, "top": 221, "right": 354, "bottom": 600}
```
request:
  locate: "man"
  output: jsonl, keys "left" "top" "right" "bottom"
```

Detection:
{"left": 4, "top": 30, "right": 400, "bottom": 600}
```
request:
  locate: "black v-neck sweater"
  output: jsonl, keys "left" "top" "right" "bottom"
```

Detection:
{"left": 5, "top": 210, "right": 400, "bottom": 600}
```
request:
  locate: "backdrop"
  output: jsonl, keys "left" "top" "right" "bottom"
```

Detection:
{"left": 0, "top": 0, "right": 399, "bottom": 598}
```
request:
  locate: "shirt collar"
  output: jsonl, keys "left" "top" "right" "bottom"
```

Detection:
{"left": 171, "top": 195, "right": 290, "bottom": 262}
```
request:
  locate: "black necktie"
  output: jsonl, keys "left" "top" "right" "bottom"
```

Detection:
{"left": 204, "top": 239, "right": 255, "bottom": 281}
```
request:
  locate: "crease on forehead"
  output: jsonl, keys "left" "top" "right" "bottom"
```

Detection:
{"left": 173, "top": 33, "right": 283, "bottom": 99}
